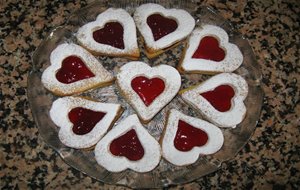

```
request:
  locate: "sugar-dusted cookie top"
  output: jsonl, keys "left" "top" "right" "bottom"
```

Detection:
{"left": 162, "top": 109, "right": 224, "bottom": 166}
{"left": 77, "top": 8, "right": 139, "bottom": 59}
{"left": 180, "top": 73, "right": 248, "bottom": 128}
{"left": 94, "top": 114, "right": 161, "bottom": 172}
{"left": 41, "top": 43, "right": 114, "bottom": 96}
{"left": 134, "top": 3, "right": 195, "bottom": 57}
{"left": 116, "top": 61, "right": 181, "bottom": 123}
{"left": 50, "top": 96, "right": 122, "bottom": 149}
{"left": 179, "top": 25, "right": 243, "bottom": 74}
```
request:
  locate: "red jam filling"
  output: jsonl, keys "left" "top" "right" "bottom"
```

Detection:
{"left": 147, "top": 14, "right": 178, "bottom": 41}
{"left": 200, "top": 85, "right": 235, "bottom": 112}
{"left": 192, "top": 36, "right": 225, "bottom": 62}
{"left": 109, "top": 129, "right": 144, "bottom": 161}
{"left": 92, "top": 22, "right": 125, "bottom": 49}
{"left": 131, "top": 76, "right": 165, "bottom": 106}
{"left": 68, "top": 107, "right": 106, "bottom": 135}
{"left": 174, "top": 120, "right": 208, "bottom": 151}
{"left": 56, "top": 56, "right": 95, "bottom": 84}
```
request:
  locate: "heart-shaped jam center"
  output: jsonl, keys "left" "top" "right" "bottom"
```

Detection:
{"left": 131, "top": 76, "right": 165, "bottom": 106}
{"left": 93, "top": 22, "right": 125, "bottom": 49}
{"left": 68, "top": 107, "right": 106, "bottom": 135}
{"left": 56, "top": 56, "right": 95, "bottom": 84}
{"left": 192, "top": 36, "right": 225, "bottom": 62}
{"left": 147, "top": 14, "right": 178, "bottom": 41}
{"left": 109, "top": 129, "right": 144, "bottom": 161}
{"left": 174, "top": 120, "right": 208, "bottom": 151}
{"left": 200, "top": 85, "right": 235, "bottom": 112}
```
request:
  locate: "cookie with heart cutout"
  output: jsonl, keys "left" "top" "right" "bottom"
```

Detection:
{"left": 94, "top": 114, "right": 161, "bottom": 172}
{"left": 180, "top": 73, "right": 248, "bottom": 128}
{"left": 178, "top": 25, "right": 243, "bottom": 74}
{"left": 161, "top": 109, "right": 224, "bottom": 166}
{"left": 116, "top": 61, "right": 181, "bottom": 123}
{"left": 49, "top": 96, "right": 123, "bottom": 149}
{"left": 76, "top": 8, "right": 140, "bottom": 60}
{"left": 41, "top": 43, "right": 114, "bottom": 96}
{"left": 133, "top": 3, "right": 195, "bottom": 58}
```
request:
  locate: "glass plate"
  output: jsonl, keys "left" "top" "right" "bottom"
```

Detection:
{"left": 28, "top": 1, "right": 263, "bottom": 188}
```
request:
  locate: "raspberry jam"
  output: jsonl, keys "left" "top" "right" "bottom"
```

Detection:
{"left": 192, "top": 36, "right": 225, "bottom": 62}
{"left": 147, "top": 14, "right": 178, "bottom": 41}
{"left": 131, "top": 76, "right": 165, "bottom": 106}
{"left": 174, "top": 120, "right": 208, "bottom": 151}
{"left": 56, "top": 56, "right": 95, "bottom": 84}
{"left": 93, "top": 22, "right": 125, "bottom": 49}
{"left": 109, "top": 129, "right": 144, "bottom": 161}
{"left": 200, "top": 85, "right": 235, "bottom": 112}
{"left": 68, "top": 107, "right": 106, "bottom": 135}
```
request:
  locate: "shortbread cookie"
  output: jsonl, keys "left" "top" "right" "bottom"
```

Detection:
{"left": 50, "top": 96, "right": 122, "bottom": 149}
{"left": 116, "top": 61, "right": 181, "bottom": 123}
{"left": 41, "top": 43, "right": 114, "bottom": 96}
{"left": 94, "top": 114, "right": 161, "bottom": 172}
{"left": 77, "top": 8, "right": 140, "bottom": 59}
{"left": 161, "top": 109, "right": 224, "bottom": 166}
{"left": 134, "top": 3, "right": 195, "bottom": 58}
{"left": 179, "top": 25, "right": 243, "bottom": 74}
{"left": 180, "top": 73, "right": 248, "bottom": 128}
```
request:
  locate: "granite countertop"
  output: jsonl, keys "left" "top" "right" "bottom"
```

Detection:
{"left": 1, "top": 0, "right": 299, "bottom": 189}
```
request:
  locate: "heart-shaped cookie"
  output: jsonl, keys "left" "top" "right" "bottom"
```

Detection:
{"left": 179, "top": 25, "right": 243, "bottom": 74}
{"left": 50, "top": 97, "right": 122, "bottom": 149}
{"left": 180, "top": 73, "right": 248, "bottom": 128}
{"left": 134, "top": 3, "right": 195, "bottom": 58}
{"left": 94, "top": 114, "right": 161, "bottom": 172}
{"left": 161, "top": 109, "right": 224, "bottom": 166}
{"left": 41, "top": 43, "right": 114, "bottom": 96}
{"left": 76, "top": 8, "right": 140, "bottom": 59}
{"left": 116, "top": 61, "right": 181, "bottom": 123}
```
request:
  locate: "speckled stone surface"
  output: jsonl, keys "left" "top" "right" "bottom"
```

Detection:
{"left": 1, "top": 0, "right": 299, "bottom": 189}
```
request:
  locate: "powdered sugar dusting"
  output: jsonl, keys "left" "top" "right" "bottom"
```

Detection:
{"left": 181, "top": 25, "right": 243, "bottom": 73}
{"left": 41, "top": 43, "right": 114, "bottom": 96}
{"left": 94, "top": 114, "right": 161, "bottom": 172}
{"left": 162, "top": 109, "right": 224, "bottom": 166}
{"left": 134, "top": 3, "right": 195, "bottom": 50}
{"left": 181, "top": 73, "right": 248, "bottom": 128}
{"left": 50, "top": 96, "right": 122, "bottom": 149}
{"left": 116, "top": 61, "right": 181, "bottom": 122}
{"left": 76, "top": 8, "right": 139, "bottom": 56}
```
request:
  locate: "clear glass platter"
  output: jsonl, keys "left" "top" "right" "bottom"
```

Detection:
{"left": 28, "top": 1, "right": 264, "bottom": 188}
